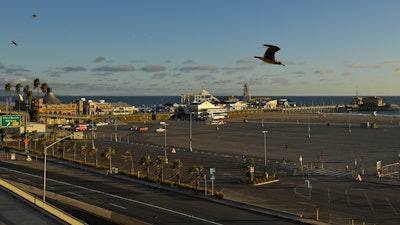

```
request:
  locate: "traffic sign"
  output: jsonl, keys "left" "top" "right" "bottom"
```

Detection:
{"left": 1, "top": 115, "right": 21, "bottom": 127}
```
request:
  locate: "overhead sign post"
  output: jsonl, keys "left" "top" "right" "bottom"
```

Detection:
{"left": 1, "top": 115, "right": 21, "bottom": 127}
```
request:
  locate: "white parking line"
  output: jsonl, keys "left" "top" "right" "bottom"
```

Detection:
{"left": 364, "top": 192, "right": 374, "bottom": 211}
{"left": 345, "top": 189, "right": 351, "bottom": 207}
{"left": 385, "top": 197, "right": 398, "bottom": 215}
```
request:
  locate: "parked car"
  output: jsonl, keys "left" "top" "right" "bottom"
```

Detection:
{"left": 88, "top": 124, "right": 97, "bottom": 131}
{"left": 75, "top": 125, "right": 88, "bottom": 131}
{"left": 155, "top": 127, "right": 166, "bottom": 133}
{"left": 129, "top": 125, "right": 138, "bottom": 131}
{"left": 139, "top": 126, "right": 149, "bottom": 132}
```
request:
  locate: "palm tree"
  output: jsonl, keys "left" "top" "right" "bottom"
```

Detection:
{"left": 23, "top": 85, "right": 31, "bottom": 109}
{"left": 172, "top": 159, "right": 184, "bottom": 184}
{"left": 57, "top": 139, "right": 66, "bottom": 158}
{"left": 89, "top": 146, "right": 98, "bottom": 167}
{"left": 140, "top": 154, "right": 152, "bottom": 178}
{"left": 153, "top": 155, "right": 167, "bottom": 180}
{"left": 242, "top": 157, "right": 255, "bottom": 181}
{"left": 15, "top": 83, "right": 22, "bottom": 112}
{"left": 188, "top": 165, "right": 204, "bottom": 190}
{"left": 79, "top": 143, "right": 88, "bottom": 163}
{"left": 102, "top": 146, "right": 115, "bottom": 174}
{"left": 40, "top": 83, "right": 48, "bottom": 103}
{"left": 5, "top": 83, "right": 11, "bottom": 114}
{"left": 33, "top": 78, "right": 40, "bottom": 104}
{"left": 67, "top": 141, "right": 77, "bottom": 160}
{"left": 38, "top": 134, "right": 49, "bottom": 153}
{"left": 121, "top": 149, "right": 134, "bottom": 175}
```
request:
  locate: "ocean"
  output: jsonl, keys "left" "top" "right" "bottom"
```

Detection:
{"left": 3, "top": 95, "right": 400, "bottom": 110}
{"left": 52, "top": 95, "right": 400, "bottom": 108}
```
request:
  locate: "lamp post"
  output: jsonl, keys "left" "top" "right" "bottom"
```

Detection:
{"left": 262, "top": 131, "right": 268, "bottom": 167}
{"left": 43, "top": 134, "right": 72, "bottom": 202}
{"left": 189, "top": 111, "right": 193, "bottom": 152}
{"left": 160, "top": 121, "right": 168, "bottom": 163}
{"left": 299, "top": 155, "right": 303, "bottom": 172}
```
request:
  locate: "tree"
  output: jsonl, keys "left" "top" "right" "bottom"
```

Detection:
{"left": 79, "top": 143, "right": 88, "bottom": 163}
{"left": 38, "top": 134, "right": 50, "bottom": 152}
{"left": 153, "top": 155, "right": 167, "bottom": 180}
{"left": 188, "top": 165, "right": 204, "bottom": 190}
{"left": 140, "top": 154, "right": 152, "bottom": 178}
{"left": 121, "top": 149, "right": 134, "bottom": 175}
{"left": 172, "top": 159, "right": 183, "bottom": 184}
{"left": 5, "top": 83, "right": 11, "bottom": 114}
{"left": 242, "top": 158, "right": 255, "bottom": 180}
{"left": 102, "top": 146, "right": 115, "bottom": 174}
{"left": 15, "top": 83, "right": 22, "bottom": 112}
{"left": 33, "top": 78, "right": 40, "bottom": 104}
{"left": 67, "top": 141, "right": 77, "bottom": 160}
{"left": 89, "top": 146, "right": 98, "bottom": 167}
{"left": 40, "top": 83, "right": 48, "bottom": 103}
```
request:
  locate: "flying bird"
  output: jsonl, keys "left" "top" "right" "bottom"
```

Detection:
{"left": 32, "top": 14, "right": 37, "bottom": 19}
{"left": 11, "top": 40, "right": 17, "bottom": 46}
{"left": 254, "top": 44, "right": 285, "bottom": 66}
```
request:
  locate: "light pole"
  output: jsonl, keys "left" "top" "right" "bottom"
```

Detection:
{"left": 189, "top": 112, "right": 193, "bottom": 152}
{"left": 262, "top": 131, "right": 268, "bottom": 167}
{"left": 299, "top": 155, "right": 303, "bottom": 172}
{"left": 160, "top": 121, "right": 168, "bottom": 163}
{"left": 43, "top": 134, "right": 72, "bottom": 202}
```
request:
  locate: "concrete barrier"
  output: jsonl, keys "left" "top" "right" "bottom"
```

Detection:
{"left": 0, "top": 178, "right": 87, "bottom": 225}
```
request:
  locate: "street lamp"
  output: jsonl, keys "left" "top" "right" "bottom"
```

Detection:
{"left": 299, "top": 155, "right": 303, "bottom": 172}
{"left": 262, "top": 131, "right": 268, "bottom": 167}
{"left": 160, "top": 121, "right": 169, "bottom": 163}
{"left": 189, "top": 111, "right": 193, "bottom": 152}
{"left": 43, "top": 134, "right": 72, "bottom": 202}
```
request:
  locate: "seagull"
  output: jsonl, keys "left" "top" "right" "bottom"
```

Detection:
{"left": 254, "top": 44, "right": 285, "bottom": 66}
{"left": 11, "top": 40, "right": 17, "bottom": 46}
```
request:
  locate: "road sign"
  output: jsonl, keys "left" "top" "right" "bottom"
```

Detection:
{"left": 1, "top": 115, "right": 21, "bottom": 127}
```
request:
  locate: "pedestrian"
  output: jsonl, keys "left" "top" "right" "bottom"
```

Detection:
{"left": 345, "top": 165, "right": 349, "bottom": 172}
{"left": 356, "top": 174, "right": 362, "bottom": 182}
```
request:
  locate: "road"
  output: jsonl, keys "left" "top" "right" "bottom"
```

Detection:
{"left": 0, "top": 159, "right": 303, "bottom": 225}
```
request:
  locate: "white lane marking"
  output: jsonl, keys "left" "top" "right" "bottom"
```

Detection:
{"left": 67, "top": 191, "right": 83, "bottom": 197}
{"left": 17, "top": 178, "right": 31, "bottom": 183}
{"left": 0, "top": 166, "right": 223, "bottom": 225}
{"left": 109, "top": 202, "right": 127, "bottom": 210}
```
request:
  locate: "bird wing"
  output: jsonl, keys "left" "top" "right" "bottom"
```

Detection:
{"left": 263, "top": 45, "right": 280, "bottom": 59}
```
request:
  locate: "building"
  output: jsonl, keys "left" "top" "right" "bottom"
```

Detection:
{"left": 181, "top": 89, "right": 220, "bottom": 105}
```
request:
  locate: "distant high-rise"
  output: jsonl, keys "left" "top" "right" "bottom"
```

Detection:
{"left": 243, "top": 83, "right": 250, "bottom": 102}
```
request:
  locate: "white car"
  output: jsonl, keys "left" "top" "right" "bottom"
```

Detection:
{"left": 155, "top": 128, "right": 166, "bottom": 133}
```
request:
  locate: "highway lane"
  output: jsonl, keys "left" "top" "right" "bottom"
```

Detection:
{"left": 0, "top": 159, "right": 303, "bottom": 225}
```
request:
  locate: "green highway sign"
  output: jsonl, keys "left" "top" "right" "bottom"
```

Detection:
{"left": 1, "top": 115, "right": 21, "bottom": 127}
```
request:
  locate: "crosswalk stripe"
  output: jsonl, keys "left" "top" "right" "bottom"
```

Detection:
{"left": 310, "top": 168, "right": 351, "bottom": 178}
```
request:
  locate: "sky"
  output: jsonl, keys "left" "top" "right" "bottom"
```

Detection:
{"left": 1, "top": 1, "right": 400, "bottom": 97}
